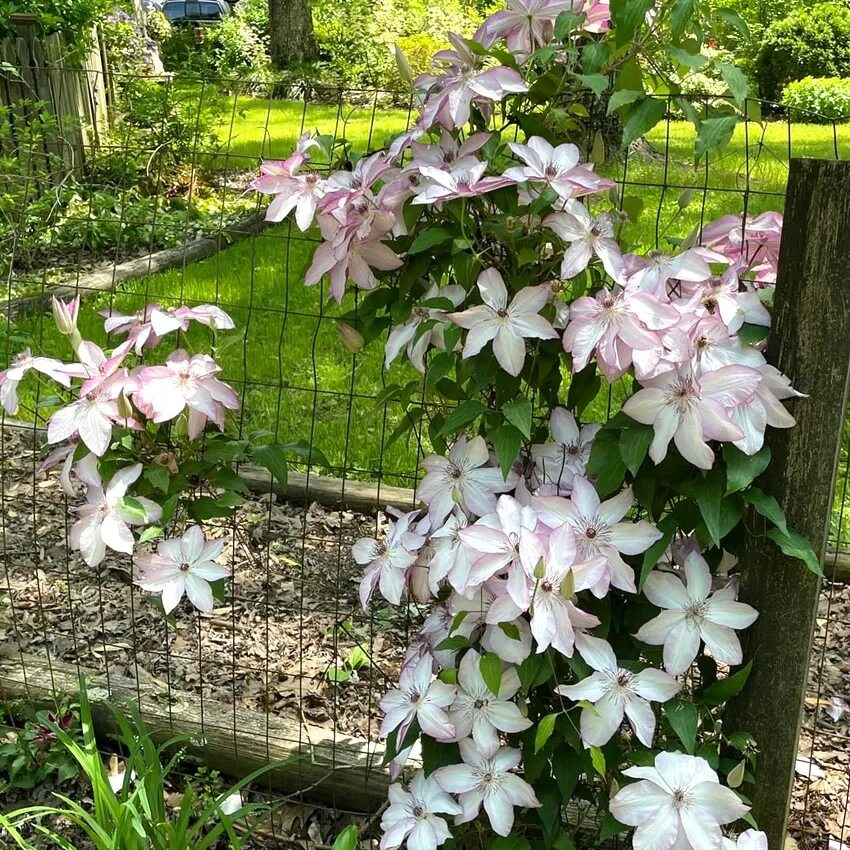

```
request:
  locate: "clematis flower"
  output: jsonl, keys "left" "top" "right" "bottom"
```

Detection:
{"left": 0, "top": 349, "right": 72, "bottom": 416}
{"left": 412, "top": 161, "right": 513, "bottom": 205}
{"left": 504, "top": 136, "right": 615, "bottom": 201}
{"left": 624, "top": 247, "right": 714, "bottom": 299}
{"left": 609, "top": 751, "right": 749, "bottom": 850}
{"left": 449, "top": 649, "right": 532, "bottom": 750}
{"left": 253, "top": 163, "right": 326, "bottom": 230}
{"left": 407, "top": 130, "right": 491, "bottom": 172}
{"left": 722, "top": 830, "right": 768, "bottom": 850}
{"left": 52, "top": 295, "right": 80, "bottom": 339}
{"left": 545, "top": 205, "right": 624, "bottom": 280}
{"left": 385, "top": 284, "right": 465, "bottom": 372}
{"left": 419, "top": 435, "right": 515, "bottom": 527}
{"left": 428, "top": 513, "right": 473, "bottom": 594}
{"left": 562, "top": 286, "right": 680, "bottom": 381}
{"left": 47, "top": 387, "right": 124, "bottom": 457}
{"left": 483, "top": 0, "right": 578, "bottom": 58}
{"left": 556, "top": 633, "right": 680, "bottom": 747}
{"left": 356, "top": 510, "right": 426, "bottom": 607}
{"left": 495, "top": 522, "right": 606, "bottom": 656}
{"left": 635, "top": 551, "right": 758, "bottom": 676}
{"left": 380, "top": 655, "right": 456, "bottom": 743}
{"left": 727, "top": 364, "right": 800, "bottom": 455}
{"left": 622, "top": 364, "right": 762, "bottom": 469}
{"left": 681, "top": 266, "right": 771, "bottom": 333}
{"left": 133, "top": 350, "right": 240, "bottom": 439}
{"left": 532, "top": 408, "right": 600, "bottom": 480}
{"left": 135, "top": 525, "right": 228, "bottom": 614}
{"left": 461, "top": 495, "right": 540, "bottom": 606}
{"left": 448, "top": 269, "right": 558, "bottom": 376}
{"left": 70, "top": 455, "right": 161, "bottom": 567}
{"left": 434, "top": 739, "right": 540, "bottom": 836}
{"left": 534, "top": 477, "right": 662, "bottom": 596}
{"left": 381, "top": 770, "right": 461, "bottom": 850}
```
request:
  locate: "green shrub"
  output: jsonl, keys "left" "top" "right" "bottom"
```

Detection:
{"left": 202, "top": 14, "right": 271, "bottom": 83}
{"left": 755, "top": 2, "right": 850, "bottom": 101}
{"left": 782, "top": 76, "right": 850, "bottom": 122}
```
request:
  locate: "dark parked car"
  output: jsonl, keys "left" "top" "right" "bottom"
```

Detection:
{"left": 162, "top": 0, "right": 232, "bottom": 25}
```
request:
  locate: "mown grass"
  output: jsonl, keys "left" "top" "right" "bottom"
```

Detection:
{"left": 10, "top": 101, "right": 850, "bottom": 486}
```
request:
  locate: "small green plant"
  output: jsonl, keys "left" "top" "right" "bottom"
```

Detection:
{"left": 0, "top": 704, "right": 81, "bottom": 792}
{"left": 783, "top": 77, "right": 850, "bottom": 123}
{"left": 0, "top": 678, "right": 282, "bottom": 850}
{"left": 326, "top": 645, "right": 370, "bottom": 686}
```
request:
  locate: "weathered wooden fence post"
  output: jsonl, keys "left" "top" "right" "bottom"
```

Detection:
{"left": 726, "top": 158, "right": 850, "bottom": 846}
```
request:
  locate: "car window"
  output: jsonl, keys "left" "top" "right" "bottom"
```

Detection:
{"left": 162, "top": 1, "right": 186, "bottom": 19}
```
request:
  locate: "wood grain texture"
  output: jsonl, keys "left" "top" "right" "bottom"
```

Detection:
{"left": 0, "top": 651, "right": 390, "bottom": 812}
{"left": 725, "top": 159, "right": 850, "bottom": 845}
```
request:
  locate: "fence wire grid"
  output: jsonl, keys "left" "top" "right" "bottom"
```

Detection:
{"left": 1, "top": 67, "right": 849, "bottom": 849}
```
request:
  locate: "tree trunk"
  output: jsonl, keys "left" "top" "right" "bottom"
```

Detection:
{"left": 268, "top": 0, "right": 317, "bottom": 68}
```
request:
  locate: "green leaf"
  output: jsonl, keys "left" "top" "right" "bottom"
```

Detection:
{"left": 144, "top": 465, "right": 170, "bottom": 495}
{"left": 717, "top": 61, "right": 748, "bottom": 106}
{"left": 492, "top": 424, "right": 523, "bottom": 480}
{"left": 691, "top": 467, "right": 726, "bottom": 546}
{"left": 332, "top": 826, "right": 357, "bottom": 850}
{"left": 622, "top": 97, "right": 666, "bottom": 148}
{"left": 552, "top": 744, "right": 581, "bottom": 802}
{"left": 717, "top": 7, "right": 750, "bottom": 40}
{"left": 701, "top": 661, "right": 752, "bottom": 706}
{"left": 589, "top": 745, "right": 606, "bottom": 776}
{"left": 408, "top": 227, "right": 453, "bottom": 254}
{"left": 640, "top": 513, "right": 678, "bottom": 590}
{"left": 586, "top": 427, "right": 627, "bottom": 498}
{"left": 744, "top": 487, "right": 788, "bottom": 535}
{"left": 575, "top": 73, "right": 609, "bottom": 97}
{"left": 502, "top": 396, "right": 532, "bottom": 439}
{"left": 492, "top": 838, "right": 531, "bottom": 850}
{"left": 138, "top": 526, "right": 162, "bottom": 544}
{"left": 435, "top": 635, "right": 471, "bottom": 652}
{"left": 439, "top": 400, "right": 487, "bottom": 437}
{"left": 664, "top": 700, "right": 698, "bottom": 754}
{"left": 619, "top": 426, "right": 653, "bottom": 476}
{"left": 250, "top": 445, "right": 288, "bottom": 489}
{"left": 480, "top": 653, "right": 503, "bottom": 696}
{"left": 607, "top": 88, "right": 643, "bottom": 114}
{"left": 668, "top": 46, "right": 707, "bottom": 70}
{"left": 766, "top": 527, "right": 823, "bottom": 576}
{"left": 737, "top": 323, "right": 769, "bottom": 346}
{"left": 723, "top": 445, "right": 770, "bottom": 494}
{"left": 611, "top": 0, "right": 655, "bottom": 46}
{"left": 499, "top": 621, "right": 521, "bottom": 641}
{"left": 600, "top": 813, "right": 627, "bottom": 843}
{"left": 188, "top": 496, "right": 233, "bottom": 521}
{"left": 555, "top": 10, "right": 583, "bottom": 38}
{"left": 670, "top": 0, "right": 695, "bottom": 40}
{"left": 694, "top": 115, "right": 738, "bottom": 162}
{"left": 535, "top": 713, "right": 558, "bottom": 754}
{"left": 566, "top": 363, "right": 601, "bottom": 416}
{"left": 421, "top": 738, "right": 461, "bottom": 776}
{"left": 160, "top": 494, "right": 179, "bottom": 526}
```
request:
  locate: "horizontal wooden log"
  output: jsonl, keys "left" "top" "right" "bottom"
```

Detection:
{"left": 0, "top": 650, "right": 389, "bottom": 812}
{"left": 3, "top": 212, "right": 269, "bottom": 320}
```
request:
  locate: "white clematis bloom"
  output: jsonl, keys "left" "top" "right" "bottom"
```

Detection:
{"left": 381, "top": 770, "right": 461, "bottom": 850}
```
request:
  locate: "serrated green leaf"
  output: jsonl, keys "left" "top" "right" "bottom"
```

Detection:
{"left": 575, "top": 73, "right": 609, "bottom": 97}
{"left": 144, "top": 465, "right": 170, "bottom": 495}
{"left": 480, "top": 653, "right": 503, "bottom": 696}
{"left": 502, "top": 397, "right": 532, "bottom": 439}
{"left": 535, "top": 713, "right": 558, "bottom": 754}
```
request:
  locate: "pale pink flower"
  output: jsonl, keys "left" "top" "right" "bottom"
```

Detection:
{"left": 534, "top": 477, "right": 662, "bottom": 596}
{"left": 70, "top": 455, "right": 161, "bottom": 567}
{"left": 448, "top": 269, "right": 557, "bottom": 376}
{"left": 680, "top": 266, "right": 771, "bottom": 333}
{"left": 624, "top": 247, "right": 714, "bottom": 299}
{"left": 622, "top": 364, "right": 761, "bottom": 469}
{"left": 483, "top": 0, "right": 579, "bottom": 58}
{"left": 0, "top": 349, "right": 71, "bottom": 415}
{"left": 133, "top": 350, "right": 239, "bottom": 439}
{"left": 47, "top": 388, "right": 122, "bottom": 457}
{"left": 428, "top": 513, "right": 473, "bottom": 594}
{"left": 504, "top": 136, "right": 615, "bottom": 200}
{"left": 412, "top": 161, "right": 513, "bottom": 205}
{"left": 147, "top": 304, "right": 235, "bottom": 337}
{"left": 419, "top": 436, "right": 515, "bottom": 527}
{"left": 581, "top": 0, "right": 611, "bottom": 31}
{"left": 727, "top": 364, "right": 800, "bottom": 455}
{"left": 635, "top": 551, "right": 758, "bottom": 676}
{"left": 408, "top": 130, "right": 491, "bottom": 172}
{"left": 688, "top": 316, "right": 766, "bottom": 374}
{"left": 434, "top": 739, "right": 540, "bottom": 836}
{"left": 381, "top": 771, "right": 461, "bottom": 850}
{"left": 723, "top": 830, "right": 768, "bottom": 850}
{"left": 609, "top": 751, "right": 749, "bottom": 850}
{"left": 461, "top": 495, "right": 541, "bottom": 606}
{"left": 562, "top": 286, "right": 679, "bottom": 381}
{"left": 449, "top": 648, "right": 531, "bottom": 750}
{"left": 380, "top": 655, "right": 456, "bottom": 742}
{"left": 545, "top": 205, "right": 624, "bottom": 280}
{"left": 254, "top": 166, "right": 326, "bottom": 231}
{"left": 135, "top": 525, "right": 229, "bottom": 613}
{"left": 556, "top": 633, "right": 680, "bottom": 747}
{"left": 530, "top": 408, "right": 600, "bottom": 491}
{"left": 356, "top": 511, "right": 426, "bottom": 607}
{"left": 135, "top": 525, "right": 230, "bottom": 614}
{"left": 385, "top": 284, "right": 465, "bottom": 372}
{"left": 52, "top": 295, "right": 80, "bottom": 337}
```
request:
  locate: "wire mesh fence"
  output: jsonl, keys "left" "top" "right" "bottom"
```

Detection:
{"left": 1, "top": 66, "right": 850, "bottom": 847}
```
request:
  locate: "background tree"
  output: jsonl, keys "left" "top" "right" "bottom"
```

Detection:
{"left": 268, "top": 0, "right": 317, "bottom": 67}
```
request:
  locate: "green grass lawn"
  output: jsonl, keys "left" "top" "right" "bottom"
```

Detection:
{"left": 10, "top": 103, "right": 850, "bottom": 487}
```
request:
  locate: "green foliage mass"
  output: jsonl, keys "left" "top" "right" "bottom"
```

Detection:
{"left": 783, "top": 76, "right": 850, "bottom": 123}
{"left": 755, "top": 2, "right": 850, "bottom": 101}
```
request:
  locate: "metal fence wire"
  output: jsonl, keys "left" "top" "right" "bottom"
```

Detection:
{"left": 1, "top": 68, "right": 849, "bottom": 849}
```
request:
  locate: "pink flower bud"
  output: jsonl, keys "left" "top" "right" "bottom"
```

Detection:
{"left": 337, "top": 323, "right": 364, "bottom": 354}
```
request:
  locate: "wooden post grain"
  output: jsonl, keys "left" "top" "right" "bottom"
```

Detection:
{"left": 726, "top": 159, "right": 850, "bottom": 845}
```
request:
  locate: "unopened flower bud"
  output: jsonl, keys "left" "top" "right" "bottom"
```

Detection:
{"left": 559, "top": 570, "right": 575, "bottom": 598}
{"left": 727, "top": 759, "right": 746, "bottom": 789}
{"left": 52, "top": 295, "right": 78, "bottom": 335}
{"left": 533, "top": 559, "right": 546, "bottom": 580}
{"left": 337, "top": 323, "right": 364, "bottom": 354}
{"left": 116, "top": 391, "right": 133, "bottom": 420}
{"left": 609, "top": 777, "right": 620, "bottom": 797}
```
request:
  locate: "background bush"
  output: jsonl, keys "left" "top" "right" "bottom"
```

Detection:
{"left": 755, "top": 2, "right": 850, "bottom": 101}
{"left": 782, "top": 76, "right": 850, "bottom": 122}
